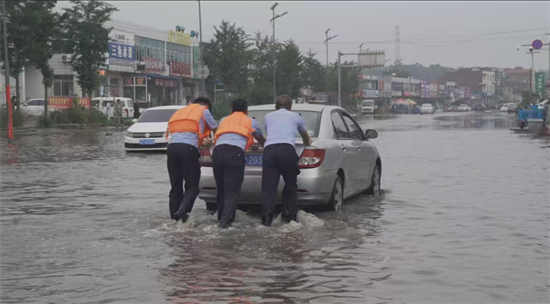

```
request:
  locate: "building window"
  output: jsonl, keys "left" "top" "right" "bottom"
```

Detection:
{"left": 166, "top": 42, "right": 191, "bottom": 64}
{"left": 134, "top": 36, "right": 165, "bottom": 62}
{"left": 53, "top": 75, "right": 74, "bottom": 96}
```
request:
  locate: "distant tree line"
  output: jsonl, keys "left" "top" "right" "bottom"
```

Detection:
{"left": 0, "top": 0, "right": 117, "bottom": 126}
{"left": 202, "top": 20, "right": 361, "bottom": 115}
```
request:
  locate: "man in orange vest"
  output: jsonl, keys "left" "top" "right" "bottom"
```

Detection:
{"left": 166, "top": 97, "right": 218, "bottom": 223}
{"left": 213, "top": 99, "right": 266, "bottom": 228}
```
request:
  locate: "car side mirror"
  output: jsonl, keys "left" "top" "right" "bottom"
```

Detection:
{"left": 132, "top": 118, "right": 137, "bottom": 123}
{"left": 365, "top": 129, "right": 378, "bottom": 139}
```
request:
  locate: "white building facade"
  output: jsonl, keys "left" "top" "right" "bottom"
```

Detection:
{"left": 24, "top": 19, "right": 202, "bottom": 107}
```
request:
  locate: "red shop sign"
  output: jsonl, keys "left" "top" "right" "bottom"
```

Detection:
{"left": 169, "top": 61, "right": 191, "bottom": 78}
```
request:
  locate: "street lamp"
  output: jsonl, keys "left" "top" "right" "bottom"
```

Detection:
{"left": 270, "top": 2, "right": 288, "bottom": 103}
{"left": 197, "top": 0, "right": 206, "bottom": 97}
{"left": 324, "top": 28, "right": 337, "bottom": 94}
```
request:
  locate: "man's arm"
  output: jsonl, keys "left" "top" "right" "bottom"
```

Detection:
{"left": 251, "top": 119, "right": 266, "bottom": 145}
{"left": 203, "top": 109, "right": 218, "bottom": 133}
{"left": 297, "top": 116, "right": 312, "bottom": 146}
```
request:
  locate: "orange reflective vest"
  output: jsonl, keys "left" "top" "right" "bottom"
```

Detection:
{"left": 214, "top": 112, "right": 255, "bottom": 151}
{"left": 166, "top": 104, "right": 211, "bottom": 146}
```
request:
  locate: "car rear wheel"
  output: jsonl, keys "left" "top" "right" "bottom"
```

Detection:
{"left": 329, "top": 176, "right": 344, "bottom": 211}
{"left": 365, "top": 165, "right": 381, "bottom": 197}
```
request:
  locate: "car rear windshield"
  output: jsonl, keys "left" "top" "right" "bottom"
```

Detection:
{"left": 138, "top": 109, "right": 179, "bottom": 123}
{"left": 422, "top": 104, "right": 432, "bottom": 107}
{"left": 248, "top": 110, "right": 321, "bottom": 137}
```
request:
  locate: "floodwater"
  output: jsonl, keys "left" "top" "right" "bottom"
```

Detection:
{"left": 0, "top": 112, "right": 548, "bottom": 304}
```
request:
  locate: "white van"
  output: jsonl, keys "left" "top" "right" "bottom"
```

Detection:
{"left": 91, "top": 97, "right": 134, "bottom": 118}
{"left": 361, "top": 100, "right": 375, "bottom": 114}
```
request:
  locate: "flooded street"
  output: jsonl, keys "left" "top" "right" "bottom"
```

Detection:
{"left": 1, "top": 112, "right": 548, "bottom": 303}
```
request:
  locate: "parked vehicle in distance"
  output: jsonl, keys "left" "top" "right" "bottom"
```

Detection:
{"left": 420, "top": 103, "right": 435, "bottom": 114}
{"left": 198, "top": 104, "right": 382, "bottom": 211}
{"left": 360, "top": 99, "right": 376, "bottom": 114}
{"left": 507, "top": 103, "right": 519, "bottom": 113}
{"left": 124, "top": 105, "right": 185, "bottom": 151}
{"left": 536, "top": 100, "right": 548, "bottom": 109}
{"left": 21, "top": 99, "right": 47, "bottom": 116}
{"left": 472, "top": 103, "right": 487, "bottom": 112}
{"left": 457, "top": 104, "right": 471, "bottom": 112}
{"left": 91, "top": 97, "right": 134, "bottom": 119}
{"left": 500, "top": 103, "right": 514, "bottom": 112}
{"left": 309, "top": 94, "right": 332, "bottom": 105}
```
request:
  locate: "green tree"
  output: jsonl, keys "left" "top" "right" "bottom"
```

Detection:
{"left": 301, "top": 50, "right": 324, "bottom": 93}
{"left": 203, "top": 20, "right": 252, "bottom": 96}
{"left": 61, "top": 0, "right": 117, "bottom": 97}
{"left": 248, "top": 31, "right": 274, "bottom": 104}
{"left": 276, "top": 40, "right": 302, "bottom": 99}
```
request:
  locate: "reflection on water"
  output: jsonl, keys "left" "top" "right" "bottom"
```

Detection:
{"left": 0, "top": 113, "right": 548, "bottom": 303}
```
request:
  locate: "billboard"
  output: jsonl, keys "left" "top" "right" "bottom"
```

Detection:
{"left": 168, "top": 30, "right": 192, "bottom": 47}
{"left": 142, "top": 57, "right": 162, "bottom": 74}
{"left": 535, "top": 72, "right": 546, "bottom": 98}
{"left": 358, "top": 51, "right": 386, "bottom": 68}
{"left": 170, "top": 61, "right": 191, "bottom": 78}
{"left": 49, "top": 97, "right": 90, "bottom": 109}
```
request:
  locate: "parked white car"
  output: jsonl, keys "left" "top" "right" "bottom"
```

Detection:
{"left": 457, "top": 104, "right": 471, "bottom": 112}
{"left": 360, "top": 100, "right": 376, "bottom": 114}
{"left": 198, "top": 104, "right": 382, "bottom": 211}
{"left": 500, "top": 103, "right": 512, "bottom": 112}
{"left": 91, "top": 97, "right": 134, "bottom": 119}
{"left": 21, "top": 99, "right": 46, "bottom": 116}
{"left": 420, "top": 103, "right": 435, "bottom": 114}
{"left": 124, "top": 105, "right": 185, "bottom": 151}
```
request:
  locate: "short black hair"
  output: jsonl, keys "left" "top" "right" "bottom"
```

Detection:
{"left": 194, "top": 97, "right": 212, "bottom": 110}
{"left": 275, "top": 95, "right": 292, "bottom": 109}
{"left": 232, "top": 99, "right": 248, "bottom": 113}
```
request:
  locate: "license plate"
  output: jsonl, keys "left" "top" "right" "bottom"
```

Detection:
{"left": 245, "top": 154, "right": 263, "bottom": 166}
{"left": 139, "top": 139, "right": 155, "bottom": 145}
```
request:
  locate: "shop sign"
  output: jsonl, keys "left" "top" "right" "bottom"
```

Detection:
{"left": 362, "top": 89, "right": 379, "bottom": 98}
{"left": 168, "top": 30, "right": 192, "bottom": 47}
{"left": 154, "top": 78, "right": 176, "bottom": 87}
{"left": 109, "top": 30, "right": 134, "bottom": 46}
{"left": 170, "top": 62, "right": 191, "bottom": 78}
{"left": 109, "top": 42, "right": 134, "bottom": 62}
{"left": 142, "top": 57, "right": 162, "bottom": 74}
{"left": 49, "top": 97, "right": 90, "bottom": 109}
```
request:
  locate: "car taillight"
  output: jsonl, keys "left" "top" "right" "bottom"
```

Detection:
{"left": 298, "top": 149, "right": 325, "bottom": 168}
{"left": 199, "top": 147, "right": 213, "bottom": 167}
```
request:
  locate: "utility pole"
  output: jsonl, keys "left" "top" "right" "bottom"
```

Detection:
{"left": 2, "top": 0, "right": 13, "bottom": 144}
{"left": 530, "top": 48, "right": 536, "bottom": 93}
{"left": 198, "top": 0, "right": 206, "bottom": 97}
{"left": 324, "top": 28, "right": 337, "bottom": 95}
{"left": 337, "top": 51, "right": 341, "bottom": 107}
{"left": 270, "top": 3, "right": 288, "bottom": 104}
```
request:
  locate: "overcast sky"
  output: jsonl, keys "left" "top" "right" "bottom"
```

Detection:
{"left": 57, "top": 1, "right": 550, "bottom": 70}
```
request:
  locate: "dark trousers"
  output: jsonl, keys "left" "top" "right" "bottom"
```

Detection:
{"left": 212, "top": 144, "right": 245, "bottom": 226}
{"left": 167, "top": 143, "right": 201, "bottom": 219}
{"left": 261, "top": 143, "right": 300, "bottom": 223}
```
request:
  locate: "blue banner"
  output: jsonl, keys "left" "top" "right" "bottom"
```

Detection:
{"left": 108, "top": 42, "right": 134, "bottom": 61}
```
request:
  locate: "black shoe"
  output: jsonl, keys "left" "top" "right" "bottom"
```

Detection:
{"left": 219, "top": 222, "right": 230, "bottom": 229}
{"left": 261, "top": 215, "right": 273, "bottom": 227}
{"left": 173, "top": 211, "right": 188, "bottom": 223}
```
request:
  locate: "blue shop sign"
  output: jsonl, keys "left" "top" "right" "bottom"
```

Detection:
{"left": 109, "top": 42, "right": 134, "bottom": 61}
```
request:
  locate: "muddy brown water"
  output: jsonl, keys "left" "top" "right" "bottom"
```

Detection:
{"left": 0, "top": 112, "right": 548, "bottom": 303}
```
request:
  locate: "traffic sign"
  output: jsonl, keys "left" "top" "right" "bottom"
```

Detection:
{"left": 532, "top": 39, "right": 543, "bottom": 50}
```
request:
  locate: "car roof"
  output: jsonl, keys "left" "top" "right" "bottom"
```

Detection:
{"left": 145, "top": 105, "right": 186, "bottom": 110}
{"left": 248, "top": 103, "right": 338, "bottom": 112}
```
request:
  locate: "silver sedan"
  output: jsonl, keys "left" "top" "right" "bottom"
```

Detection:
{"left": 198, "top": 104, "right": 382, "bottom": 211}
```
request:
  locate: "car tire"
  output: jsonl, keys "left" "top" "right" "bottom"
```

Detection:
{"left": 206, "top": 202, "right": 217, "bottom": 211}
{"left": 329, "top": 176, "right": 344, "bottom": 211}
{"left": 365, "top": 165, "right": 381, "bottom": 197}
